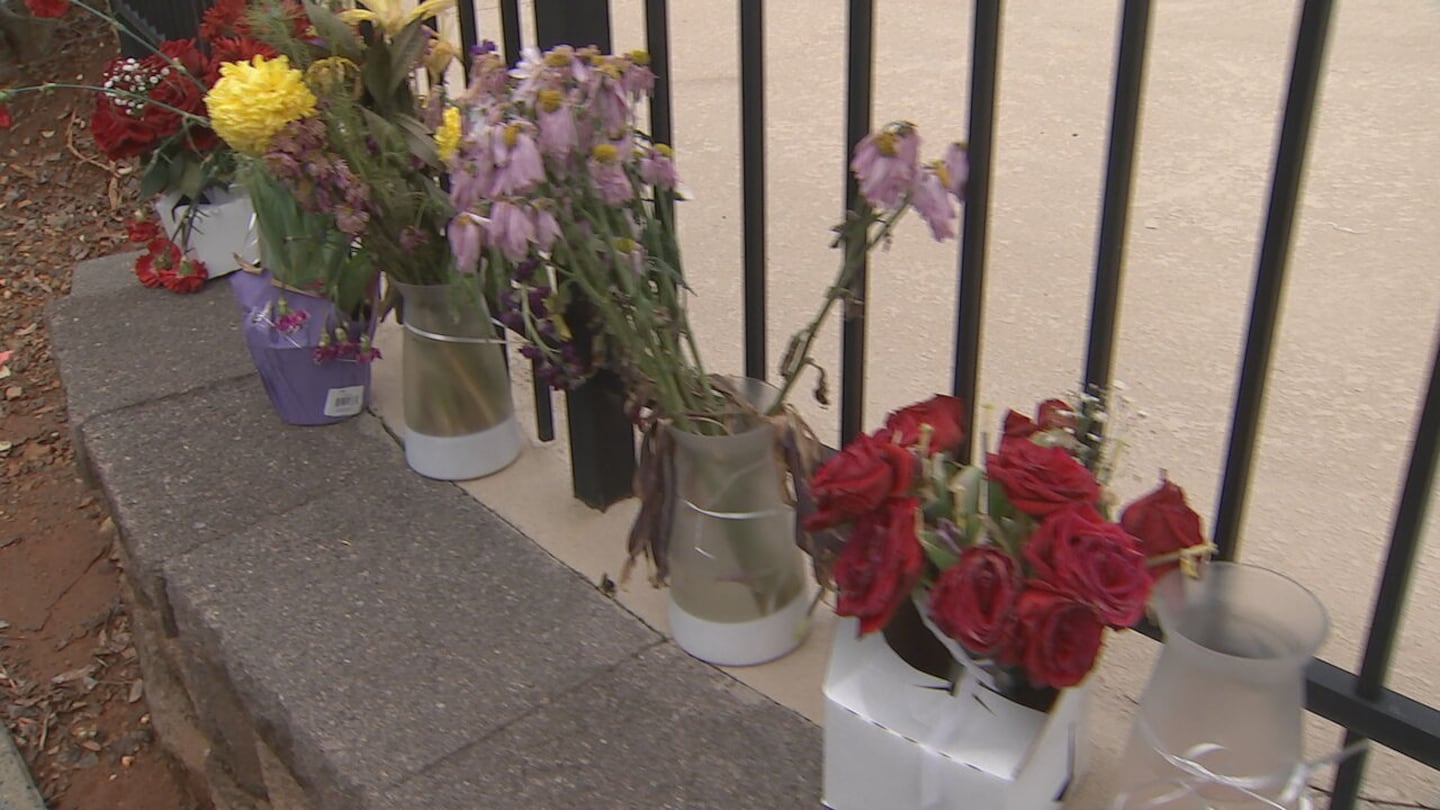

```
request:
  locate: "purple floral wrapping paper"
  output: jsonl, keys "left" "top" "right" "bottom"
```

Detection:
{"left": 236, "top": 279, "right": 374, "bottom": 426}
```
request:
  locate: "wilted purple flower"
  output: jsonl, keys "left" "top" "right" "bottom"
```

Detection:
{"left": 450, "top": 147, "right": 494, "bottom": 212}
{"left": 591, "top": 75, "right": 630, "bottom": 136}
{"left": 490, "top": 122, "right": 545, "bottom": 196}
{"left": 942, "top": 141, "right": 969, "bottom": 201}
{"left": 448, "top": 211, "right": 487, "bottom": 274}
{"left": 850, "top": 121, "right": 920, "bottom": 209}
{"left": 911, "top": 166, "right": 956, "bottom": 242}
{"left": 533, "top": 206, "right": 560, "bottom": 252}
{"left": 335, "top": 204, "right": 369, "bottom": 238}
{"left": 488, "top": 201, "right": 536, "bottom": 261}
{"left": 588, "top": 144, "right": 633, "bottom": 204}
{"left": 536, "top": 90, "right": 578, "bottom": 158}
{"left": 638, "top": 143, "right": 679, "bottom": 190}
{"left": 621, "top": 51, "right": 655, "bottom": 97}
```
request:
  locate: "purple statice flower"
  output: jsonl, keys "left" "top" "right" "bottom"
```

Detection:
{"left": 448, "top": 211, "right": 488, "bottom": 274}
{"left": 942, "top": 141, "right": 969, "bottom": 201}
{"left": 910, "top": 165, "right": 956, "bottom": 242}
{"left": 850, "top": 121, "right": 920, "bottom": 209}
{"left": 587, "top": 144, "right": 633, "bottom": 204}
{"left": 490, "top": 122, "right": 545, "bottom": 197}
{"left": 488, "top": 201, "right": 536, "bottom": 261}
{"left": 536, "top": 89, "right": 578, "bottom": 159}
{"left": 638, "top": 144, "right": 679, "bottom": 190}
{"left": 532, "top": 206, "right": 560, "bottom": 252}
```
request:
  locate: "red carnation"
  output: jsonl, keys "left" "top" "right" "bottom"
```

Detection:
{"left": 163, "top": 257, "right": 209, "bottom": 293}
{"left": 200, "top": 0, "right": 250, "bottom": 40}
{"left": 134, "top": 238, "right": 179, "bottom": 288}
{"left": 206, "top": 36, "right": 279, "bottom": 83}
{"left": 0, "top": 105, "right": 12, "bottom": 129}
{"left": 24, "top": 0, "right": 69, "bottom": 18}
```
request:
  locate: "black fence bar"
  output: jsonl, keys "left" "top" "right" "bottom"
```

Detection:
{"left": 1328, "top": 329, "right": 1440, "bottom": 806}
{"left": 1082, "top": 0, "right": 1150, "bottom": 406}
{"left": 531, "top": 364, "right": 555, "bottom": 442}
{"left": 1308, "top": 658, "right": 1440, "bottom": 771}
{"left": 112, "top": 0, "right": 207, "bottom": 57}
{"left": 536, "top": 0, "right": 635, "bottom": 508}
{"left": 456, "top": 0, "right": 478, "bottom": 73}
{"left": 740, "top": 0, "right": 767, "bottom": 381}
{"left": 1211, "top": 0, "right": 1333, "bottom": 562}
{"left": 839, "top": 0, "right": 875, "bottom": 444}
{"left": 499, "top": 0, "right": 522, "bottom": 68}
{"left": 645, "top": 0, "right": 674, "bottom": 147}
{"left": 950, "top": 0, "right": 1001, "bottom": 463}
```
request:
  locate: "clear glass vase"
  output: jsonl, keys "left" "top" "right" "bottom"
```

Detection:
{"left": 1114, "top": 562, "right": 1328, "bottom": 809}
{"left": 394, "top": 280, "right": 522, "bottom": 480}
{"left": 665, "top": 379, "right": 810, "bottom": 666}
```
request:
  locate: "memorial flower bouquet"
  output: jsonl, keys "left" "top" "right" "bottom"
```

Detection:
{"left": 807, "top": 394, "right": 1215, "bottom": 690}
{"left": 445, "top": 44, "right": 970, "bottom": 579}
{"left": 0, "top": 0, "right": 297, "bottom": 289}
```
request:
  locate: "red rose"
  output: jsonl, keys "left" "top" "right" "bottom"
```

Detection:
{"left": 1024, "top": 504, "right": 1151, "bottom": 628}
{"left": 1121, "top": 476, "right": 1207, "bottom": 576}
{"left": 24, "top": 0, "right": 69, "bottom": 17}
{"left": 1003, "top": 398, "right": 1075, "bottom": 440}
{"left": 1002, "top": 585, "right": 1104, "bottom": 689}
{"left": 0, "top": 105, "right": 12, "bottom": 130}
{"left": 987, "top": 438, "right": 1099, "bottom": 517}
{"left": 881, "top": 394, "right": 966, "bottom": 454}
{"left": 928, "top": 545, "right": 1020, "bottom": 655}
{"left": 163, "top": 257, "right": 209, "bottom": 293}
{"left": 834, "top": 497, "right": 923, "bottom": 634}
{"left": 802, "top": 432, "right": 915, "bottom": 531}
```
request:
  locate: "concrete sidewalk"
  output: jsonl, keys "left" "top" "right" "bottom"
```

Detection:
{"left": 0, "top": 728, "right": 45, "bottom": 810}
{"left": 47, "top": 253, "right": 820, "bottom": 809}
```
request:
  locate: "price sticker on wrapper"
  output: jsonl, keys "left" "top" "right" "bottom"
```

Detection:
{"left": 324, "top": 386, "right": 366, "bottom": 418}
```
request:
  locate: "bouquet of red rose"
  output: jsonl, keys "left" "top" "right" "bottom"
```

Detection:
{"left": 804, "top": 394, "right": 1213, "bottom": 690}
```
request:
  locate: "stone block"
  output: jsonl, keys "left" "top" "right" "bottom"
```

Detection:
{"left": 46, "top": 279, "right": 251, "bottom": 427}
{"left": 372, "top": 643, "right": 822, "bottom": 809}
{"left": 163, "top": 465, "right": 658, "bottom": 810}
{"left": 80, "top": 377, "right": 392, "bottom": 611}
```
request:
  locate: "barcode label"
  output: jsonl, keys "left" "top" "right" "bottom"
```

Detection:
{"left": 324, "top": 386, "right": 365, "bottom": 417}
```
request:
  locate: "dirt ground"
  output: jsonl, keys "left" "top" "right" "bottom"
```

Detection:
{"left": 1, "top": 10, "right": 212, "bottom": 810}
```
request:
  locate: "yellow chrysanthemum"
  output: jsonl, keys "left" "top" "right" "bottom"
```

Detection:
{"left": 205, "top": 55, "right": 317, "bottom": 155}
{"left": 435, "top": 107, "right": 461, "bottom": 162}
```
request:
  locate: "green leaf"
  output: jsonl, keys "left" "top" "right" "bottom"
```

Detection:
{"left": 362, "top": 40, "right": 394, "bottom": 116}
{"left": 387, "top": 21, "right": 429, "bottom": 92}
{"left": 304, "top": 1, "right": 364, "bottom": 62}
{"left": 139, "top": 159, "right": 170, "bottom": 198}
{"left": 919, "top": 528, "right": 959, "bottom": 572}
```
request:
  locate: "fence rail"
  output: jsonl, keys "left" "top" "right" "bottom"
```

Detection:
{"left": 106, "top": 1, "right": 1440, "bottom": 805}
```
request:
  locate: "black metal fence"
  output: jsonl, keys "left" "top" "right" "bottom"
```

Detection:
{"left": 110, "top": 0, "right": 1440, "bottom": 804}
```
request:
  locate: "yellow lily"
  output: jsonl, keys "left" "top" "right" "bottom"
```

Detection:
{"left": 339, "top": 0, "right": 456, "bottom": 33}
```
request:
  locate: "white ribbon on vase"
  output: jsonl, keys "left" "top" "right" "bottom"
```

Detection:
{"left": 1110, "top": 717, "right": 1368, "bottom": 810}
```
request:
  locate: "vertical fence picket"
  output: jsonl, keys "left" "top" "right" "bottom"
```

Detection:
{"left": 951, "top": 0, "right": 1001, "bottom": 463}
{"left": 1212, "top": 0, "right": 1334, "bottom": 562}
{"left": 1083, "top": 0, "right": 1151, "bottom": 415}
{"left": 740, "top": 0, "right": 768, "bottom": 381}
{"left": 1329, "top": 327, "right": 1440, "bottom": 805}
{"left": 839, "top": 0, "right": 875, "bottom": 444}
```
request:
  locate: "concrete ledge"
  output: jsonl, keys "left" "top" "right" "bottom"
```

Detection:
{"left": 54, "top": 271, "right": 822, "bottom": 809}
